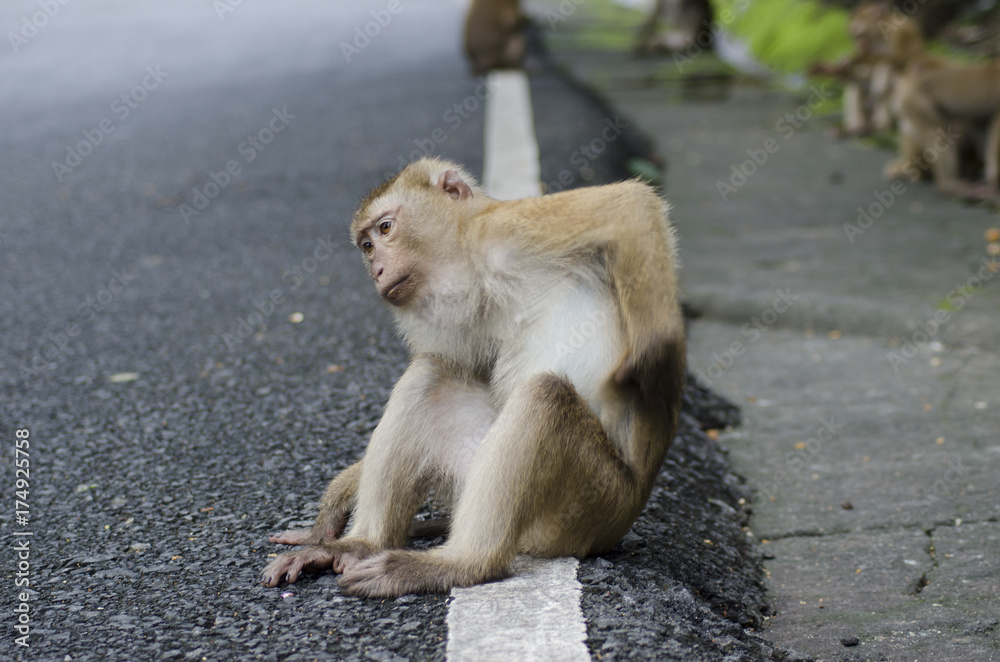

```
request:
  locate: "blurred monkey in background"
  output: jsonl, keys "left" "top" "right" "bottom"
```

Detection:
{"left": 634, "top": 0, "right": 714, "bottom": 56}
{"left": 463, "top": 0, "right": 528, "bottom": 74}
{"left": 885, "top": 59, "right": 1000, "bottom": 198}
{"left": 810, "top": 2, "right": 937, "bottom": 136}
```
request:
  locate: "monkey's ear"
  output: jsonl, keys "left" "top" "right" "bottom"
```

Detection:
{"left": 438, "top": 170, "right": 473, "bottom": 201}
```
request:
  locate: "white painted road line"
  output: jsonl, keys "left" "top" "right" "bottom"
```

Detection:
{"left": 446, "top": 557, "right": 589, "bottom": 661}
{"left": 482, "top": 70, "right": 542, "bottom": 200}
{"left": 444, "top": 70, "right": 590, "bottom": 662}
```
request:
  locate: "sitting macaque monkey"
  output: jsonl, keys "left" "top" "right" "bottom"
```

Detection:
{"left": 463, "top": 0, "right": 528, "bottom": 74}
{"left": 810, "top": 2, "right": 936, "bottom": 136}
{"left": 633, "top": 0, "right": 714, "bottom": 56}
{"left": 885, "top": 59, "right": 1000, "bottom": 197}
{"left": 261, "top": 157, "right": 686, "bottom": 597}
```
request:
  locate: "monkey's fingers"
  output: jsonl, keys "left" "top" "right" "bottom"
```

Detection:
{"left": 615, "top": 342, "right": 678, "bottom": 386}
{"left": 330, "top": 539, "right": 377, "bottom": 574}
{"left": 268, "top": 528, "right": 314, "bottom": 545}
{"left": 882, "top": 159, "right": 915, "bottom": 182}
{"left": 963, "top": 183, "right": 999, "bottom": 202}
{"left": 339, "top": 549, "right": 473, "bottom": 598}
{"left": 613, "top": 355, "right": 635, "bottom": 386}
{"left": 338, "top": 553, "right": 401, "bottom": 598}
{"left": 269, "top": 511, "right": 349, "bottom": 545}
{"left": 260, "top": 546, "right": 336, "bottom": 587}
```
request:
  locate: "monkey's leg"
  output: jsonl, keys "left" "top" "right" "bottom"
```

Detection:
{"left": 262, "top": 356, "right": 495, "bottom": 587}
{"left": 983, "top": 112, "right": 1000, "bottom": 190}
{"left": 342, "top": 356, "right": 495, "bottom": 547}
{"left": 632, "top": 0, "right": 665, "bottom": 55}
{"left": 869, "top": 63, "right": 895, "bottom": 132}
{"left": 923, "top": 123, "right": 983, "bottom": 198}
{"left": 500, "top": 31, "right": 526, "bottom": 69}
{"left": 884, "top": 131, "right": 922, "bottom": 181}
{"left": 842, "top": 81, "right": 869, "bottom": 136}
{"left": 896, "top": 81, "right": 982, "bottom": 197}
{"left": 268, "top": 460, "right": 363, "bottom": 547}
{"left": 338, "top": 373, "right": 641, "bottom": 598}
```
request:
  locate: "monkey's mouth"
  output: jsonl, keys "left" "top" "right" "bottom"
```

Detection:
{"left": 382, "top": 275, "right": 412, "bottom": 306}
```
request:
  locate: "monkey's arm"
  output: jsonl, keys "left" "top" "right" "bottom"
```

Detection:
{"left": 268, "top": 460, "right": 362, "bottom": 546}
{"left": 489, "top": 183, "right": 685, "bottom": 391}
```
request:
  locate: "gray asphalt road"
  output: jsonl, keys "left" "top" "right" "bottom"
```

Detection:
{"left": 2, "top": 2, "right": 785, "bottom": 660}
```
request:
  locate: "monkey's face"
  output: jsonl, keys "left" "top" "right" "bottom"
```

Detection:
{"left": 351, "top": 159, "right": 480, "bottom": 309}
{"left": 355, "top": 207, "right": 419, "bottom": 307}
{"left": 849, "top": 4, "right": 889, "bottom": 51}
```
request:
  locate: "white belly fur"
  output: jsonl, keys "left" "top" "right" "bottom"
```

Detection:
{"left": 493, "top": 275, "right": 622, "bottom": 416}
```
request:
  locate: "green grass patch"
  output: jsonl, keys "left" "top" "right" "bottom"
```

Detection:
{"left": 537, "top": 0, "right": 645, "bottom": 52}
{"left": 716, "top": 0, "right": 853, "bottom": 72}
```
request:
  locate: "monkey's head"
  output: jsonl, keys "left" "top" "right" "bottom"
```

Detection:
{"left": 351, "top": 158, "right": 485, "bottom": 307}
{"left": 849, "top": 2, "right": 898, "bottom": 54}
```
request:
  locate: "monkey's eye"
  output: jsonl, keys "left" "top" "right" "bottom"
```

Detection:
{"left": 378, "top": 220, "right": 392, "bottom": 235}
{"left": 360, "top": 239, "right": 374, "bottom": 254}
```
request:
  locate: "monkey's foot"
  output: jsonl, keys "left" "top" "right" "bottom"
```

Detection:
{"left": 261, "top": 539, "right": 377, "bottom": 587}
{"left": 338, "top": 550, "right": 504, "bottom": 598}
{"left": 260, "top": 545, "right": 336, "bottom": 587}
{"left": 330, "top": 539, "right": 376, "bottom": 574}
{"left": 962, "top": 183, "right": 999, "bottom": 202}
{"left": 883, "top": 158, "right": 923, "bottom": 182}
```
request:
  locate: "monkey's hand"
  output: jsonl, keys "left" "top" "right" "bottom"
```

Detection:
{"left": 268, "top": 510, "right": 349, "bottom": 546}
{"left": 260, "top": 546, "right": 338, "bottom": 587}
{"left": 883, "top": 158, "right": 916, "bottom": 182}
{"left": 268, "top": 529, "right": 317, "bottom": 545}
{"left": 808, "top": 60, "right": 848, "bottom": 77}
{"left": 260, "top": 539, "right": 376, "bottom": 588}
{"left": 613, "top": 354, "right": 637, "bottom": 387}
{"left": 961, "top": 183, "right": 999, "bottom": 202}
{"left": 614, "top": 336, "right": 685, "bottom": 407}
{"left": 268, "top": 462, "right": 361, "bottom": 546}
